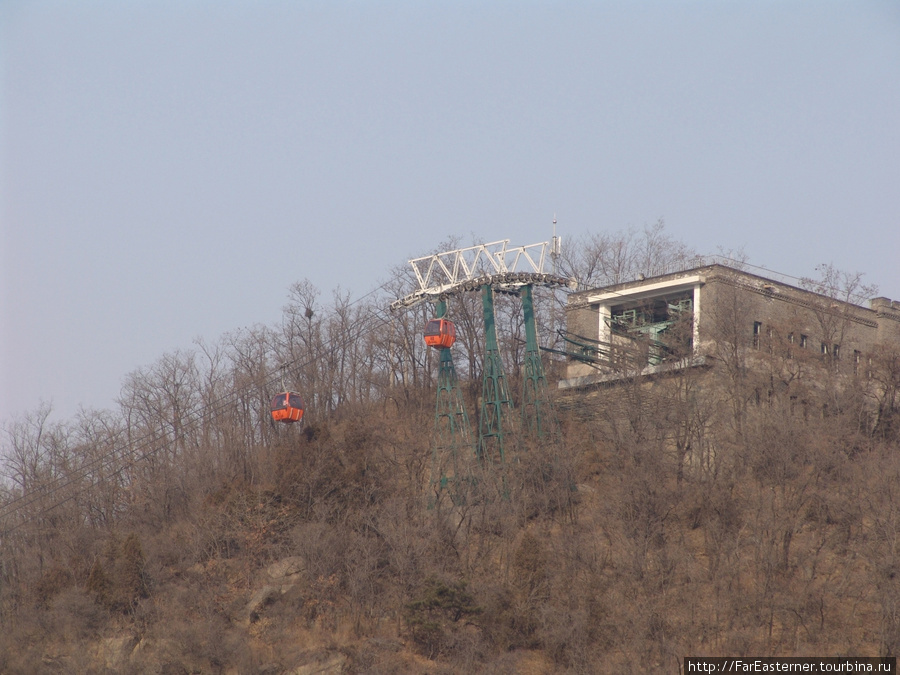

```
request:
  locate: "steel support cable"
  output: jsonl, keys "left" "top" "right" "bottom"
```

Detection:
{"left": 0, "top": 337, "right": 387, "bottom": 535}
{"left": 0, "top": 356, "right": 307, "bottom": 531}
{"left": 1, "top": 279, "right": 574, "bottom": 533}
{"left": 8, "top": 301, "right": 400, "bottom": 525}
{"left": 0, "top": 282, "right": 395, "bottom": 533}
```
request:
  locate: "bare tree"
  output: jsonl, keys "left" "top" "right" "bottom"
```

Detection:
{"left": 1, "top": 401, "right": 54, "bottom": 496}
{"left": 559, "top": 219, "right": 697, "bottom": 290}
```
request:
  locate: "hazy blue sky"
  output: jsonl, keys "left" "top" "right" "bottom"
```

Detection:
{"left": 2, "top": 1, "right": 898, "bottom": 422}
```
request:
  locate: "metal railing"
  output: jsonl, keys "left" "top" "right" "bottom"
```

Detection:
{"left": 612, "top": 255, "right": 872, "bottom": 308}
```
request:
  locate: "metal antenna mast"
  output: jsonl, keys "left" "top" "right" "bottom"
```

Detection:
{"left": 551, "top": 214, "right": 561, "bottom": 276}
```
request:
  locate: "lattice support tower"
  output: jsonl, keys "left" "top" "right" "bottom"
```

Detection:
{"left": 478, "top": 284, "right": 514, "bottom": 463}
{"left": 429, "top": 300, "right": 475, "bottom": 502}
{"left": 390, "top": 237, "right": 575, "bottom": 481}
{"left": 520, "top": 284, "right": 557, "bottom": 440}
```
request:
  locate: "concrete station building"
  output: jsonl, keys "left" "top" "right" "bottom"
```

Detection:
{"left": 560, "top": 257, "right": 900, "bottom": 391}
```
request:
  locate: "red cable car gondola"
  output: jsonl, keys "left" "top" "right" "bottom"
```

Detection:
{"left": 270, "top": 391, "right": 305, "bottom": 424}
{"left": 424, "top": 318, "right": 456, "bottom": 349}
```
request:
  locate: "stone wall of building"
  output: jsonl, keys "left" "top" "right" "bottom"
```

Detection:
{"left": 697, "top": 266, "right": 896, "bottom": 381}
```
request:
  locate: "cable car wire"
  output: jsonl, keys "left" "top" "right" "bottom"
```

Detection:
{"left": 0, "top": 284, "right": 397, "bottom": 526}
{"left": 0, "top": 281, "right": 400, "bottom": 534}
{"left": 0, "top": 277, "right": 574, "bottom": 535}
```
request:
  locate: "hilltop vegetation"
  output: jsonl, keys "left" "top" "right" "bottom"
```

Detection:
{"left": 2, "top": 227, "right": 899, "bottom": 673}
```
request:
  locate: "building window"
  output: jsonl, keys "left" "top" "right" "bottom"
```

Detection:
{"left": 853, "top": 350, "right": 861, "bottom": 375}
{"left": 800, "top": 334, "right": 808, "bottom": 349}
{"left": 833, "top": 344, "right": 840, "bottom": 360}
{"left": 821, "top": 342, "right": 829, "bottom": 356}
{"left": 753, "top": 321, "right": 762, "bottom": 349}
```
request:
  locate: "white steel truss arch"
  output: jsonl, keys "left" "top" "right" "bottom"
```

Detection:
{"left": 391, "top": 239, "right": 572, "bottom": 310}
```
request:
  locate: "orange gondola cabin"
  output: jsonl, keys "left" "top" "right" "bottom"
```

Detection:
{"left": 424, "top": 318, "right": 456, "bottom": 349}
{"left": 270, "top": 391, "right": 305, "bottom": 424}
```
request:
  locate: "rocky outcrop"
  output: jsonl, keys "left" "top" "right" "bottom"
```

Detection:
{"left": 290, "top": 651, "right": 348, "bottom": 675}
{"left": 96, "top": 634, "right": 141, "bottom": 671}
{"left": 245, "top": 555, "right": 308, "bottom": 623}
{"left": 267, "top": 556, "right": 305, "bottom": 583}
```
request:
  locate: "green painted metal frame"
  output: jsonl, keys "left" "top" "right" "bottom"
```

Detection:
{"left": 520, "top": 284, "right": 554, "bottom": 439}
{"left": 429, "top": 300, "right": 475, "bottom": 499}
{"left": 478, "top": 285, "right": 513, "bottom": 463}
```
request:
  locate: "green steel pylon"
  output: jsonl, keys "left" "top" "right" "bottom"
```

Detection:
{"left": 520, "top": 284, "right": 555, "bottom": 439}
{"left": 430, "top": 301, "right": 474, "bottom": 500}
{"left": 478, "top": 285, "right": 514, "bottom": 463}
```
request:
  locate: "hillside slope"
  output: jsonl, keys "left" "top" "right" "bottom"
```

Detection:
{"left": 2, "top": 353, "right": 900, "bottom": 675}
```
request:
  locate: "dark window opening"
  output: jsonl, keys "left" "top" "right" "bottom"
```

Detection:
{"left": 608, "top": 291, "right": 694, "bottom": 366}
